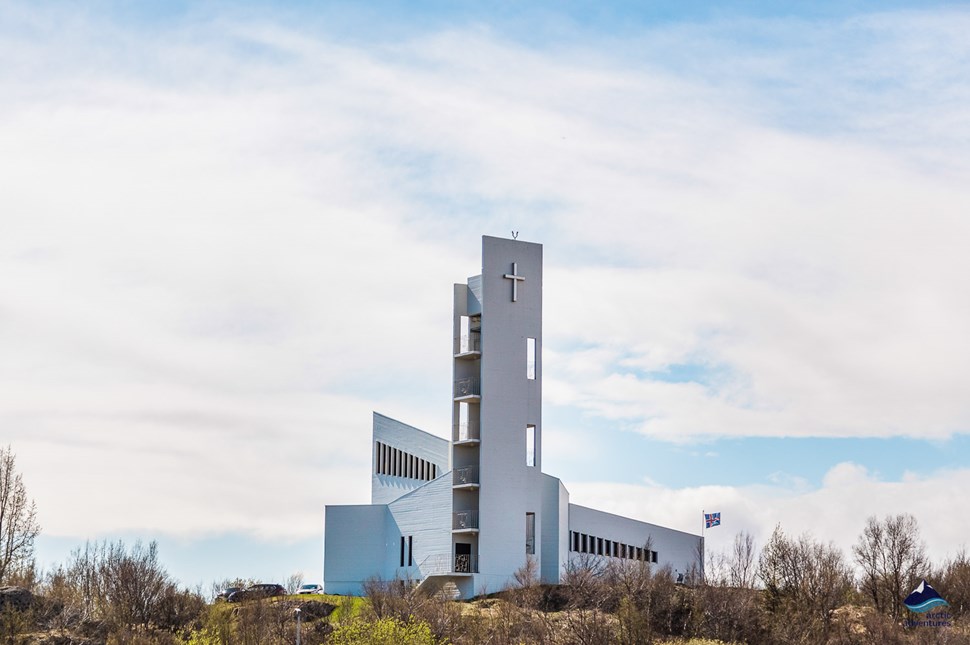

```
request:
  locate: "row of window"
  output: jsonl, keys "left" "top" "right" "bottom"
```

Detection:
{"left": 375, "top": 441, "right": 438, "bottom": 481}
{"left": 569, "top": 530, "right": 659, "bottom": 563}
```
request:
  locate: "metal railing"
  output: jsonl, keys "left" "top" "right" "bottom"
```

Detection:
{"left": 453, "top": 422, "right": 479, "bottom": 442}
{"left": 418, "top": 553, "right": 479, "bottom": 575}
{"left": 454, "top": 553, "right": 479, "bottom": 574}
{"left": 454, "top": 377, "right": 480, "bottom": 398}
{"left": 453, "top": 510, "right": 479, "bottom": 530}
{"left": 453, "top": 465, "right": 479, "bottom": 486}
{"left": 455, "top": 332, "right": 482, "bottom": 354}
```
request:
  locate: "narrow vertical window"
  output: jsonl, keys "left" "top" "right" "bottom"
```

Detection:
{"left": 459, "top": 315, "right": 471, "bottom": 353}
{"left": 458, "top": 402, "right": 470, "bottom": 441}
{"left": 526, "top": 513, "right": 536, "bottom": 555}
{"left": 526, "top": 425, "right": 536, "bottom": 467}
{"left": 526, "top": 337, "right": 536, "bottom": 379}
{"left": 408, "top": 536, "right": 413, "bottom": 566}
{"left": 400, "top": 536, "right": 405, "bottom": 567}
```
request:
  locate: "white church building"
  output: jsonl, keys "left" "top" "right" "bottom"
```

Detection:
{"left": 324, "top": 235, "right": 702, "bottom": 598}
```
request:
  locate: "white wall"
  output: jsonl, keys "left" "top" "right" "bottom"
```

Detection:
{"left": 387, "top": 475, "right": 453, "bottom": 578}
{"left": 540, "top": 474, "right": 569, "bottom": 583}
{"left": 323, "top": 504, "right": 389, "bottom": 595}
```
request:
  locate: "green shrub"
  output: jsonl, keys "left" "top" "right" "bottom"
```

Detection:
{"left": 329, "top": 616, "right": 444, "bottom": 645}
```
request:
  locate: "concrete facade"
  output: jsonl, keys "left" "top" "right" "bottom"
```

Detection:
{"left": 324, "top": 235, "right": 703, "bottom": 598}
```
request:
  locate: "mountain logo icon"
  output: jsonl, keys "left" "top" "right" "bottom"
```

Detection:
{"left": 903, "top": 579, "right": 949, "bottom": 613}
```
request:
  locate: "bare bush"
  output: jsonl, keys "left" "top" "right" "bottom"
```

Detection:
{"left": 854, "top": 513, "right": 928, "bottom": 620}
{"left": 362, "top": 574, "right": 465, "bottom": 642}
{"left": 102, "top": 541, "right": 170, "bottom": 628}
{"left": 691, "top": 583, "right": 765, "bottom": 644}
{"left": 692, "top": 536, "right": 766, "bottom": 645}
{"left": 933, "top": 549, "right": 970, "bottom": 617}
{"left": 557, "top": 555, "right": 616, "bottom": 644}
{"left": 40, "top": 539, "right": 203, "bottom": 636}
{"left": 759, "top": 524, "right": 853, "bottom": 643}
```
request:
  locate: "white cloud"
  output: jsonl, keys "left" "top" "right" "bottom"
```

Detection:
{"left": 570, "top": 462, "right": 970, "bottom": 567}
{"left": 1, "top": 4, "right": 969, "bottom": 544}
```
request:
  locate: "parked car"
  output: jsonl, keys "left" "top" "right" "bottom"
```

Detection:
{"left": 296, "top": 583, "right": 323, "bottom": 595}
{"left": 227, "top": 583, "right": 286, "bottom": 603}
{"left": 216, "top": 586, "right": 242, "bottom": 601}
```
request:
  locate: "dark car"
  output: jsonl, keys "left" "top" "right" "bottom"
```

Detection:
{"left": 216, "top": 586, "right": 242, "bottom": 601}
{"left": 227, "top": 583, "right": 287, "bottom": 603}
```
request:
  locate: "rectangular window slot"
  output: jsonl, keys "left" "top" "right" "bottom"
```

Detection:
{"left": 526, "top": 425, "right": 536, "bottom": 467}
{"left": 526, "top": 513, "right": 536, "bottom": 555}
{"left": 526, "top": 337, "right": 536, "bottom": 380}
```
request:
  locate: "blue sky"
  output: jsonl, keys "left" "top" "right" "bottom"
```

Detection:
{"left": 4, "top": 0, "right": 970, "bottom": 588}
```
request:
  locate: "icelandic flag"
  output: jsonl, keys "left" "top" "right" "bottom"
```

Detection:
{"left": 705, "top": 512, "right": 721, "bottom": 528}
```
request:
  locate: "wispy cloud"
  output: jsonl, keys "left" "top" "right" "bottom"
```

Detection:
{"left": 1, "top": 3, "right": 968, "bottom": 552}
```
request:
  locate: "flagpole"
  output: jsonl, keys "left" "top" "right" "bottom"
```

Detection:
{"left": 701, "top": 509, "right": 706, "bottom": 585}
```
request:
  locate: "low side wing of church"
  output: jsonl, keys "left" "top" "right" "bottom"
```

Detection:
{"left": 324, "top": 235, "right": 702, "bottom": 598}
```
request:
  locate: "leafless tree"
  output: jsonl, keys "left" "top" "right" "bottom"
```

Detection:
{"left": 729, "top": 531, "right": 757, "bottom": 589}
{"left": 511, "top": 555, "right": 539, "bottom": 590}
{"left": 285, "top": 571, "right": 304, "bottom": 595}
{"left": 704, "top": 546, "right": 728, "bottom": 587}
{"left": 853, "top": 513, "right": 928, "bottom": 620}
{"left": 0, "top": 446, "right": 40, "bottom": 585}
{"left": 561, "top": 553, "right": 607, "bottom": 608}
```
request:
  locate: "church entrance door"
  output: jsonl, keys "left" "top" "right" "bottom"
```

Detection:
{"left": 455, "top": 543, "right": 472, "bottom": 573}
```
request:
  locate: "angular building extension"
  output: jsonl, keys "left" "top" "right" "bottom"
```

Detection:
{"left": 324, "top": 235, "right": 702, "bottom": 598}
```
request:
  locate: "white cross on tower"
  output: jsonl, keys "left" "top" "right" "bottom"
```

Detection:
{"left": 503, "top": 262, "right": 525, "bottom": 302}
